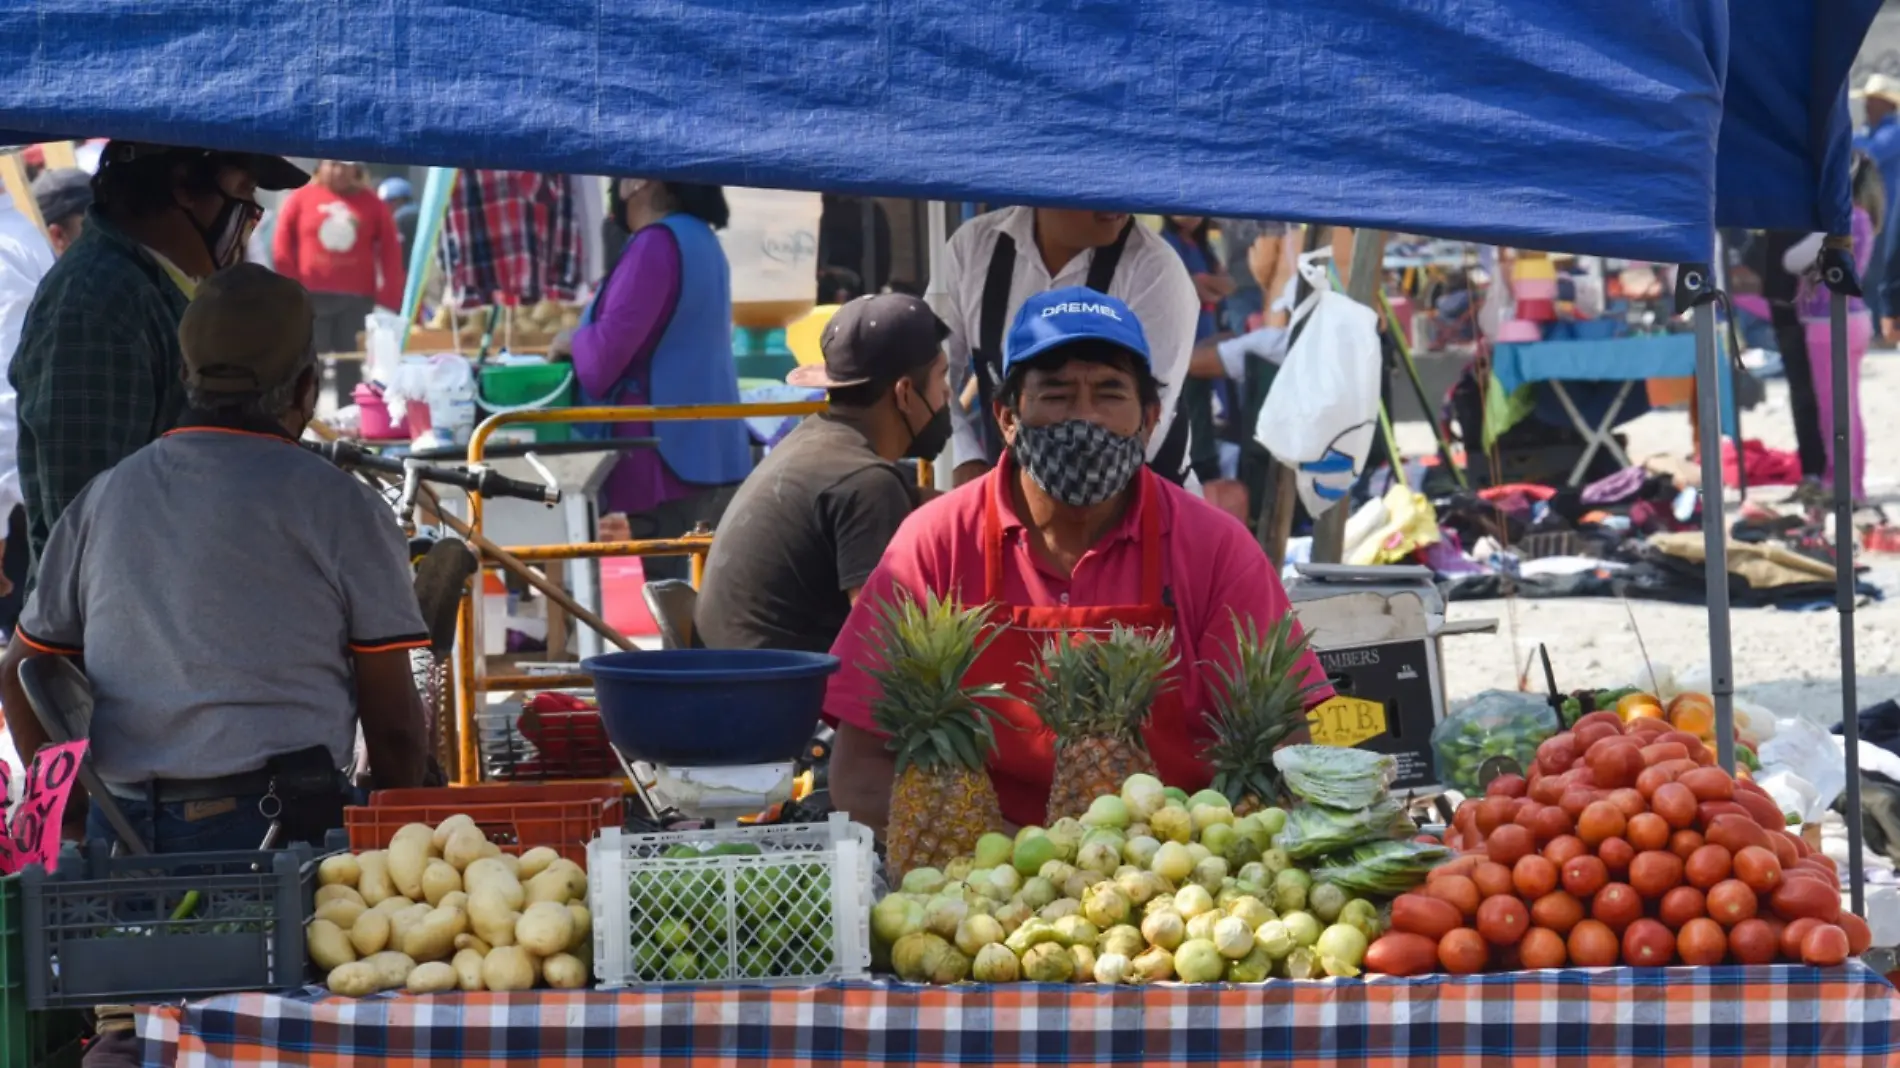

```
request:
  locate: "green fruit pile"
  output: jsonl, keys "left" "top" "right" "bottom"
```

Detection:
{"left": 626, "top": 841, "right": 838, "bottom": 982}
{"left": 870, "top": 775, "right": 1384, "bottom": 985}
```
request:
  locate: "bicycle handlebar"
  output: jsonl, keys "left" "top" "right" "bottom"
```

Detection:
{"left": 306, "top": 440, "right": 562, "bottom": 506}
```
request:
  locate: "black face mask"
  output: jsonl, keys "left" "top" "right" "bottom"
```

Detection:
{"left": 902, "top": 394, "right": 953, "bottom": 460}
{"left": 184, "top": 193, "right": 262, "bottom": 271}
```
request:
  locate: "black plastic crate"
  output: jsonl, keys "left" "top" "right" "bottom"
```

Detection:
{"left": 20, "top": 841, "right": 318, "bottom": 1008}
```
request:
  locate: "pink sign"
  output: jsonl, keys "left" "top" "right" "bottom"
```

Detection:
{"left": 0, "top": 739, "right": 89, "bottom": 874}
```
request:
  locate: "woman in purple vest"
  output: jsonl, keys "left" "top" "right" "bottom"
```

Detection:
{"left": 556, "top": 179, "right": 752, "bottom": 580}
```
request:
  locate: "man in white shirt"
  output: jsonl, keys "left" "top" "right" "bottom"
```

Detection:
{"left": 0, "top": 197, "right": 57, "bottom": 601}
{"left": 931, "top": 207, "right": 1227, "bottom": 486}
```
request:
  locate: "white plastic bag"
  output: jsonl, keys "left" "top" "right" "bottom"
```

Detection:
{"left": 1253, "top": 250, "right": 1382, "bottom": 515}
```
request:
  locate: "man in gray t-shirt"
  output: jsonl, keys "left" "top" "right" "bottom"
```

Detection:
{"left": 0, "top": 263, "right": 430, "bottom": 853}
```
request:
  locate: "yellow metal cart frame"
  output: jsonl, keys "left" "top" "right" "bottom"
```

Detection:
{"left": 453, "top": 401, "right": 934, "bottom": 785}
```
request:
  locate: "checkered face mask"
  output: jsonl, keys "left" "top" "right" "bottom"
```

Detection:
{"left": 1011, "top": 418, "right": 1144, "bottom": 508}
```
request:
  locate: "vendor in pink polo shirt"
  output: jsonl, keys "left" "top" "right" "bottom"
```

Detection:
{"left": 825, "top": 286, "right": 1332, "bottom": 833}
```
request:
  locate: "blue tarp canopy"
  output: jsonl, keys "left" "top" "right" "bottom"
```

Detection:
{"left": 0, "top": 1, "right": 1875, "bottom": 262}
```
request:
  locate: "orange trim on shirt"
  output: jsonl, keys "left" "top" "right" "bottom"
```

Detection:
{"left": 350, "top": 637, "right": 432, "bottom": 654}
{"left": 161, "top": 426, "right": 297, "bottom": 444}
{"left": 16, "top": 630, "right": 81, "bottom": 657}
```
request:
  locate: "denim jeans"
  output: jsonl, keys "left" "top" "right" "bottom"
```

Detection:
{"left": 86, "top": 792, "right": 276, "bottom": 854}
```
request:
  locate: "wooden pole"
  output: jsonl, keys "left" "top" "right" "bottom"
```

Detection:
{"left": 1309, "top": 228, "right": 1389, "bottom": 563}
{"left": 0, "top": 153, "right": 45, "bottom": 234}
{"left": 1258, "top": 224, "right": 1328, "bottom": 566}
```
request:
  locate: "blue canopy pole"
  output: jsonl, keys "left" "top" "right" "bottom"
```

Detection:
{"left": 398, "top": 166, "right": 457, "bottom": 351}
{"left": 1820, "top": 239, "right": 1867, "bottom": 916}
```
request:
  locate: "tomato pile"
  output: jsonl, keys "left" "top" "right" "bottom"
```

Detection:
{"left": 1363, "top": 710, "right": 1869, "bottom": 976}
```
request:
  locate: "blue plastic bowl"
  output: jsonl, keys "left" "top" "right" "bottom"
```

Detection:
{"left": 581, "top": 649, "right": 842, "bottom": 766}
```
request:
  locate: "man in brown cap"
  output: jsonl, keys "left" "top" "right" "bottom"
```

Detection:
{"left": 694, "top": 293, "right": 950, "bottom": 653}
{"left": 1, "top": 264, "right": 429, "bottom": 849}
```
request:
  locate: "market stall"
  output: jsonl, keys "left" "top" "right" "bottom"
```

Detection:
{"left": 1, "top": 2, "right": 1895, "bottom": 1066}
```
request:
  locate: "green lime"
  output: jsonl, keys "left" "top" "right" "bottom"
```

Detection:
{"left": 709, "top": 842, "right": 763, "bottom": 856}
{"left": 736, "top": 869, "right": 777, "bottom": 925}
{"left": 663, "top": 951, "right": 701, "bottom": 981}
{"left": 740, "top": 945, "right": 777, "bottom": 978}
{"left": 664, "top": 844, "right": 705, "bottom": 860}
{"left": 633, "top": 941, "right": 669, "bottom": 981}
{"left": 654, "top": 917, "right": 693, "bottom": 950}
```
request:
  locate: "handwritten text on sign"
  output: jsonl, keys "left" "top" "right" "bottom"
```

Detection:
{"left": 0, "top": 739, "right": 89, "bottom": 874}
{"left": 1306, "top": 696, "right": 1388, "bottom": 749}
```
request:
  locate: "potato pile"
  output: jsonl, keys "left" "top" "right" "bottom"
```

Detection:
{"left": 307, "top": 816, "right": 593, "bottom": 996}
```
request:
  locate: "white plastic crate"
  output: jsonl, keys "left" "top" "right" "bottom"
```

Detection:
{"left": 588, "top": 814, "right": 872, "bottom": 987}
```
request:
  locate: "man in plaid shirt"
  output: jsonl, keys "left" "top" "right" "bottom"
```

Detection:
{"left": 8, "top": 143, "right": 307, "bottom": 586}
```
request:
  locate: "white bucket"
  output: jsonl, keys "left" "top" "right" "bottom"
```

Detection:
{"left": 719, "top": 187, "right": 822, "bottom": 329}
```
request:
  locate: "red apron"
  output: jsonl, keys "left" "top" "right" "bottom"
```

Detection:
{"left": 971, "top": 468, "right": 1208, "bottom": 826}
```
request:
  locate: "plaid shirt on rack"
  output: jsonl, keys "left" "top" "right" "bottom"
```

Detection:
{"left": 139, "top": 964, "right": 1900, "bottom": 1067}
{"left": 10, "top": 208, "right": 190, "bottom": 579}
{"left": 441, "top": 170, "right": 581, "bottom": 310}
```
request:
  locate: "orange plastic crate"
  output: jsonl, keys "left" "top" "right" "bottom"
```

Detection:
{"left": 344, "top": 781, "right": 624, "bottom": 865}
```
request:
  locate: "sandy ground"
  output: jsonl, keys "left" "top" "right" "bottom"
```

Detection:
{"left": 1391, "top": 347, "right": 1900, "bottom": 726}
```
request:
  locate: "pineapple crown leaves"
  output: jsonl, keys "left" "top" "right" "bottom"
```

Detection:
{"left": 1201, "top": 609, "right": 1330, "bottom": 806}
{"left": 1024, "top": 625, "right": 1177, "bottom": 745}
{"left": 863, "top": 590, "right": 1014, "bottom": 775}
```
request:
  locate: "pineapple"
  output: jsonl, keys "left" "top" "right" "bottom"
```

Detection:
{"left": 865, "top": 591, "right": 1009, "bottom": 883}
{"left": 1029, "top": 625, "right": 1176, "bottom": 824}
{"left": 1202, "top": 611, "right": 1329, "bottom": 814}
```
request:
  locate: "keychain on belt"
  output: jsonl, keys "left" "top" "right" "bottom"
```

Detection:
{"left": 258, "top": 779, "right": 284, "bottom": 850}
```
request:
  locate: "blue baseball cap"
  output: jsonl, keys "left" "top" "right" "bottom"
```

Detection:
{"left": 1002, "top": 287, "right": 1152, "bottom": 379}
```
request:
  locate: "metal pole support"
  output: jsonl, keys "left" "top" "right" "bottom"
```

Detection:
{"left": 1820, "top": 238, "right": 1866, "bottom": 917}
{"left": 1676, "top": 263, "right": 1736, "bottom": 773}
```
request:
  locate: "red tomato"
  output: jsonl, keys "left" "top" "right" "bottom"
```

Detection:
{"left": 1727, "top": 918, "right": 1779, "bottom": 964}
{"left": 1705, "top": 879, "right": 1759, "bottom": 927}
{"left": 1561, "top": 855, "right": 1610, "bottom": 898}
{"left": 1658, "top": 885, "right": 1707, "bottom": 929}
{"left": 1477, "top": 895, "right": 1531, "bottom": 947}
{"left": 1567, "top": 920, "right": 1620, "bottom": 967}
{"left": 1591, "top": 883, "right": 1644, "bottom": 933}
{"left": 1621, "top": 918, "right": 1677, "bottom": 966}
{"left": 1628, "top": 851, "right": 1685, "bottom": 900}
{"left": 1677, "top": 917, "right": 1729, "bottom": 965}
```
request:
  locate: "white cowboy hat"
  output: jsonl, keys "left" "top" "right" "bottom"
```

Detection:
{"left": 1853, "top": 73, "right": 1900, "bottom": 107}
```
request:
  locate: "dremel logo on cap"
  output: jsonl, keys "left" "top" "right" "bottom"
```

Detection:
{"left": 1041, "top": 301, "right": 1123, "bottom": 321}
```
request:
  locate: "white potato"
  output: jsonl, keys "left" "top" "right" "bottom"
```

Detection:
{"left": 452, "top": 947, "right": 486, "bottom": 991}
{"left": 364, "top": 951, "right": 417, "bottom": 991}
{"left": 421, "top": 860, "right": 462, "bottom": 906}
{"left": 314, "top": 900, "right": 367, "bottom": 930}
{"left": 405, "top": 961, "right": 459, "bottom": 994}
{"left": 356, "top": 851, "right": 396, "bottom": 906}
{"left": 565, "top": 903, "right": 592, "bottom": 952}
{"left": 544, "top": 860, "right": 588, "bottom": 902}
{"left": 315, "top": 884, "right": 364, "bottom": 910}
{"left": 306, "top": 919, "right": 357, "bottom": 971}
{"left": 464, "top": 858, "right": 525, "bottom": 911}
{"left": 542, "top": 952, "right": 588, "bottom": 989}
{"left": 524, "top": 869, "right": 572, "bottom": 907}
{"left": 439, "top": 891, "right": 469, "bottom": 912}
{"left": 326, "top": 961, "right": 379, "bottom": 997}
{"left": 388, "top": 825, "right": 435, "bottom": 900}
{"left": 454, "top": 933, "right": 492, "bottom": 955}
{"left": 515, "top": 901, "right": 575, "bottom": 957}
{"left": 517, "top": 847, "right": 560, "bottom": 881}
{"left": 443, "top": 827, "right": 490, "bottom": 872}
{"left": 467, "top": 887, "right": 518, "bottom": 948}
{"left": 401, "top": 905, "right": 468, "bottom": 963}
{"left": 318, "top": 854, "right": 362, "bottom": 888}
{"left": 431, "top": 814, "right": 478, "bottom": 853}
{"left": 348, "top": 910, "right": 391, "bottom": 956}
{"left": 480, "top": 946, "right": 536, "bottom": 992}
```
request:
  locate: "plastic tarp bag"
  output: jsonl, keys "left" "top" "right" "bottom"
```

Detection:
{"left": 1254, "top": 250, "right": 1381, "bottom": 516}
{"left": 1272, "top": 745, "right": 1395, "bottom": 811}
{"left": 1432, "top": 690, "right": 1559, "bottom": 794}
{"left": 1274, "top": 797, "right": 1416, "bottom": 861}
{"left": 1759, "top": 716, "right": 1846, "bottom": 825}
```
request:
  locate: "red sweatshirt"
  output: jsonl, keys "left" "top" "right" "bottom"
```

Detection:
{"left": 272, "top": 185, "right": 406, "bottom": 308}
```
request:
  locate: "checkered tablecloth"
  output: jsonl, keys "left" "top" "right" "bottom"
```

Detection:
{"left": 137, "top": 964, "right": 1900, "bottom": 1067}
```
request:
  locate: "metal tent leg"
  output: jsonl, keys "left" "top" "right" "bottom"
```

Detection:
{"left": 1687, "top": 278, "right": 1736, "bottom": 773}
{"left": 1830, "top": 287, "right": 1867, "bottom": 917}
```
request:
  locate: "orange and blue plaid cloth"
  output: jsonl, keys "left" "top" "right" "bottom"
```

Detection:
{"left": 137, "top": 965, "right": 1900, "bottom": 1067}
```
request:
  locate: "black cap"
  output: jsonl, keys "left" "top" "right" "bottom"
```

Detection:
{"left": 30, "top": 168, "right": 92, "bottom": 223}
{"left": 787, "top": 293, "right": 949, "bottom": 390}
{"left": 101, "top": 141, "right": 309, "bottom": 191}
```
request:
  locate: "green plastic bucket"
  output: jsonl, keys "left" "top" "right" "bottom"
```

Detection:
{"left": 478, "top": 362, "right": 575, "bottom": 443}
